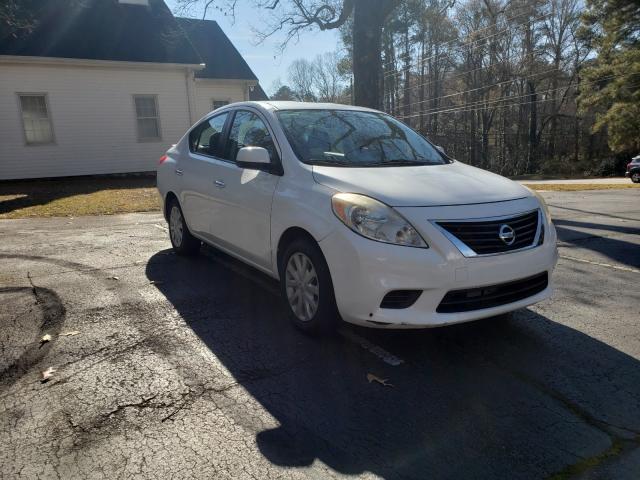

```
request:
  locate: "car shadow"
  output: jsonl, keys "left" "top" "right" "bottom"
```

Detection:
{"left": 554, "top": 218, "right": 640, "bottom": 269}
{"left": 0, "top": 174, "right": 155, "bottom": 216}
{"left": 146, "top": 247, "right": 640, "bottom": 479}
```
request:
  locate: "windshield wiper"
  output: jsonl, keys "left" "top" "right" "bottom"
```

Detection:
{"left": 308, "top": 159, "right": 351, "bottom": 166}
{"left": 376, "top": 159, "right": 437, "bottom": 166}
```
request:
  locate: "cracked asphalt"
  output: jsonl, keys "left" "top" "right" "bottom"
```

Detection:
{"left": 0, "top": 189, "right": 639, "bottom": 479}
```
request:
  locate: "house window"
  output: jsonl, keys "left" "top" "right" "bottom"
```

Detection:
{"left": 212, "top": 99, "right": 229, "bottom": 111}
{"left": 134, "top": 95, "right": 161, "bottom": 141}
{"left": 18, "top": 94, "right": 54, "bottom": 145}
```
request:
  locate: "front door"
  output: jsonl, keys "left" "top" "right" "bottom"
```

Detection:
{"left": 207, "top": 109, "right": 281, "bottom": 270}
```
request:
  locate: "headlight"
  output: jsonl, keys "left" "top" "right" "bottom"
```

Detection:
{"left": 525, "top": 187, "right": 551, "bottom": 221}
{"left": 331, "top": 193, "right": 428, "bottom": 248}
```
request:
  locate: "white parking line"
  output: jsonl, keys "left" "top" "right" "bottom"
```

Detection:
{"left": 339, "top": 328, "right": 405, "bottom": 366}
{"left": 559, "top": 254, "right": 639, "bottom": 274}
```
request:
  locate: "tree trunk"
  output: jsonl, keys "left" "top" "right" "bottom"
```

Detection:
{"left": 352, "top": 0, "right": 399, "bottom": 109}
{"left": 402, "top": 10, "right": 411, "bottom": 120}
{"left": 527, "top": 80, "right": 538, "bottom": 173}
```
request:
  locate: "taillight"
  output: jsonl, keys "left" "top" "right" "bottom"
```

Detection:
{"left": 158, "top": 154, "right": 168, "bottom": 165}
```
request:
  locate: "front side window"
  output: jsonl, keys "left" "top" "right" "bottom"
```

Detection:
{"left": 225, "top": 111, "right": 277, "bottom": 162}
{"left": 212, "top": 100, "right": 229, "bottom": 111}
{"left": 275, "top": 109, "right": 448, "bottom": 167}
{"left": 19, "top": 94, "right": 54, "bottom": 145}
{"left": 134, "top": 95, "right": 161, "bottom": 140}
{"left": 189, "top": 113, "right": 229, "bottom": 157}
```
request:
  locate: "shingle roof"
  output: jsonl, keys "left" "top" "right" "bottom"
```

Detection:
{"left": 176, "top": 18, "right": 257, "bottom": 81}
{"left": 0, "top": 0, "right": 202, "bottom": 65}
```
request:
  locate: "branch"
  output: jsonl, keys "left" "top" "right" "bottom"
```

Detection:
{"left": 253, "top": 0, "right": 354, "bottom": 51}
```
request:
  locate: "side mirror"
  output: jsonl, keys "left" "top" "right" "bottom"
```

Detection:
{"left": 435, "top": 145, "right": 445, "bottom": 154}
{"left": 236, "top": 146, "right": 271, "bottom": 169}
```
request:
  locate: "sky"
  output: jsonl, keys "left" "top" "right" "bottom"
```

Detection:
{"left": 165, "top": 1, "right": 341, "bottom": 94}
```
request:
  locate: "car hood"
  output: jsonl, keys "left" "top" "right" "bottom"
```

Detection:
{"left": 312, "top": 161, "right": 531, "bottom": 207}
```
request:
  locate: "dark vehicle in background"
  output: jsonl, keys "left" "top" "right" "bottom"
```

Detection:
{"left": 626, "top": 155, "right": 640, "bottom": 183}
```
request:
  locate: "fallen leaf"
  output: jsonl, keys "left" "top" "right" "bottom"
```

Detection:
{"left": 109, "top": 276, "right": 119, "bottom": 280}
{"left": 40, "top": 334, "right": 52, "bottom": 344}
{"left": 367, "top": 373, "right": 393, "bottom": 387}
{"left": 59, "top": 331, "right": 80, "bottom": 337}
{"left": 41, "top": 367, "right": 56, "bottom": 383}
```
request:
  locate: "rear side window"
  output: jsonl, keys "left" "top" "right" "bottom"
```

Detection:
{"left": 225, "top": 111, "right": 278, "bottom": 162}
{"left": 189, "top": 113, "right": 228, "bottom": 157}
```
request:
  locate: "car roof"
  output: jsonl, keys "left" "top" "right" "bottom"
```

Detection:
{"left": 228, "top": 101, "right": 382, "bottom": 114}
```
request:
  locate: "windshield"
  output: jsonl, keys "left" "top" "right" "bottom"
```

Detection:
{"left": 275, "top": 109, "right": 448, "bottom": 167}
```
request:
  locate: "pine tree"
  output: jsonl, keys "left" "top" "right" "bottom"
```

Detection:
{"left": 578, "top": 0, "right": 640, "bottom": 153}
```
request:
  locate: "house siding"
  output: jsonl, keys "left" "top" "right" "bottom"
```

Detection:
{"left": 191, "top": 79, "right": 250, "bottom": 121}
{"left": 0, "top": 62, "right": 250, "bottom": 180}
{"left": 0, "top": 62, "right": 192, "bottom": 179}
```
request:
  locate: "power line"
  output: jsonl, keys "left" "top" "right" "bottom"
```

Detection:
{"left": 405, "top": 81, "right": 576, "bottom": 116}
{"left": 401, "top": 80, "right": 640, "bottom": 119}
{"left": 393, "top": 72, "right": 640, "bottom": 119}
{"left": 396, "top": 79, "right": 640, "bottom": 119}
{"left": 398, "top": 92, "right": 560, "bottom": 119}
{"left": 391, "top": 66, "right": 566, "bottom": 112}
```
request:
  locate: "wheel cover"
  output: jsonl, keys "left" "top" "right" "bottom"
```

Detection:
{"left": 285, "top": 252, "right": 320, "bottom": 322}
{"left": 633, "top": 173, "right": 640, "bottom": 182}
{"left": 169, "top": 206, "right": 184, "bottom": 247}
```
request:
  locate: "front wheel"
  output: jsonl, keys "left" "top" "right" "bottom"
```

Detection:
{"left": 279, "top": 238, "right": 339, "bottom": 335}
{"left": 631, "top": 172, "right": 640, "bottom": 183}
{"left": 167, "top": 198, "right": 200, "bottom": 256}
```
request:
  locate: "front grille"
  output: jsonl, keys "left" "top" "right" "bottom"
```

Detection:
{"left": 380, "top": 290, "right": 422, "bottom": 309}
{"left": 436, "top": 210, "right": 540, "bottom": 256}
{"left": 436, "top": 272, "right": 548, "bottom": 313}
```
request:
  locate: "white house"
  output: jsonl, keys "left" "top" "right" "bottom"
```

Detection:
{"left": 0, "top": 0, "right": 268, "bottom": 180}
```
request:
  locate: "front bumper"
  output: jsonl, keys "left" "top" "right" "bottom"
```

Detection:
{"left": 319, "top": 197, "right": 558, "bottom": 328}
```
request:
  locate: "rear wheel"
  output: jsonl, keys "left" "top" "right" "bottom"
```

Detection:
{"left": 631, "top": 172, "right": 640, "bottom": 183}
{"left": 279, "top": 238, "right": 339, "bottom": 334}
{"left": 167, "top": 198, "right": 200, "bottom": 256}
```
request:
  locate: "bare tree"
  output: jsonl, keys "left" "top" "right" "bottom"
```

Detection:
{"left": 173, "top": 0, "right": 400, "bottom": 108}
{"left": 312, "top": 52, "right": 346, "bottom": 102}
{"left": 288, "top": 58, "right": 317, "bottom": 101}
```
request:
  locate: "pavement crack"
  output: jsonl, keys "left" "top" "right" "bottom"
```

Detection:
{"left": 26, "top": 271, "right": 41, "bottom": 303}
{"left": 101, "top": 394, "right": 162, "bottom": 420}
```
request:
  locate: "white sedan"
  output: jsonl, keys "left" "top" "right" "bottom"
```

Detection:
{"left": 157, "top": 101, "right": 558, "bottom": 333}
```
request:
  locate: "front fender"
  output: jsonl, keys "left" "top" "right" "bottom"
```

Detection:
{"left": 270, "top": 180, "right": 338, "bottom": 276}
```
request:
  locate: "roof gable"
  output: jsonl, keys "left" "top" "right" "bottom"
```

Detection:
{"left": 249, "top": 84, "right": 269, "bottom": 101}
{"left": 0, "top": 0, "right": 201, "bottom": 65}
{"left": 176, "top": 18, "right": 257, "bottom": 81}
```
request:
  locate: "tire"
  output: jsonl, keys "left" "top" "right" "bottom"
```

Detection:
{"left": 631, "top": 172, "right": 640, "bottom": 183}
{"left": 167, "top": 198, "right": 200, "bottom": 256}
{"left": 279, "top": 237, "right": 339, "bottom": 334}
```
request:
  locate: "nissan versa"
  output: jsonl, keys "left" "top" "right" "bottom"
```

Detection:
{"left": 157, "top": 101, "right": 558, "bottom": 333}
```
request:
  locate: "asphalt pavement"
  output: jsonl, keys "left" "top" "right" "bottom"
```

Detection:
{"left": 0, "top": 189, "right": 638, "bottom": 479}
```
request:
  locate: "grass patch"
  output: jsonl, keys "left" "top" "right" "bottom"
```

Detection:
{"left": 2, "top": 175, "right": 637, "bottom": 219}
{"left": 0, "top": 176, "right": 161, "bottom": 219}
{"left": 524, "top": 183, "right": 640, "bottom": 191}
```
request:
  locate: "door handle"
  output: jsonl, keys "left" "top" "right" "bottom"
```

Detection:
{"left": 175, "top": 169, "right": 183, "bottom": 176}
{"left": 214, "top": 179, "right": 226, "bottom": 188}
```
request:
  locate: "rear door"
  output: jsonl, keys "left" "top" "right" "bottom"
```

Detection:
{"left": 179, "top": 112, "right": 230, "bottom": 239}
{"left": 206, "top": 108, "right": 282, "bottom": 270}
